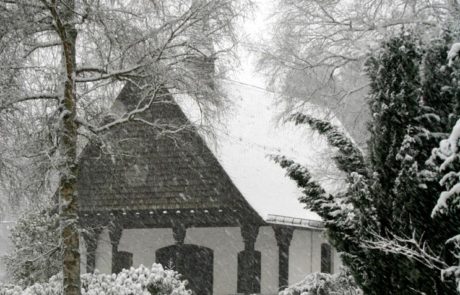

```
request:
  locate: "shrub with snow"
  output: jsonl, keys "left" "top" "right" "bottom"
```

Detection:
{"left": 0, "top": 264, "right": 191, "bottom": 295}
{"left": 2, "top": 205, "right": 60, "bottom": 287}
{"left": 279, "top": 271, "right": 362, "bottom": 295}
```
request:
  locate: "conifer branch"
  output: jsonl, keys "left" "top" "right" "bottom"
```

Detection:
{"left": 290, "top": 113, "right": 368, "bottom": 177}
{"left": 271, "top": 155, "right": 337, "bottom": 220}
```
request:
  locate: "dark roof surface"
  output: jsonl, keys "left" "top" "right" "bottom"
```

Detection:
{"left": 77, "top": 83, "right": 257, "bottom": 216}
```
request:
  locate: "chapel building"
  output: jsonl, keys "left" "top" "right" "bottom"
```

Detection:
{"left": 77, "top": 81, "right": 341, "bottom": 295}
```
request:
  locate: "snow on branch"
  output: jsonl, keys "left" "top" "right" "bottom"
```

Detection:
{"left": 430, "top": 116, "right": 460, "bottom": 295}
{"left": 433, "top": 183, "right": 460, "bottom": 217}
{"left": 290, "top": 113, "right": 368, "bottom": 176}
{"left": 75, "top": 64, "right": 145, "bottom": 83}
{"left": 76, "top": 84, "right": 185, "bottom": 136}
{"left": 431, "top": 119, "right": 460, "bottom": 217}
{"left": 363, "top": 230, "right": 448, "bottom": 271}
{"left": 448, "top": 43, "right": 460, "bottom": 67}
{"left": 271, "top": 155, "right": 336, "bottom": 217}
{"left": 0, "top": 94, "right": 60, "bottom": 112}
{"left": 24, "top": 41, "right": 61, "bottom": 58}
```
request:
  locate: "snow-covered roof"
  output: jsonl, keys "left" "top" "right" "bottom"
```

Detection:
{"left": 177, "top": 82, "right": 343, "bottom": 223}
{"left": 266, "top": 214, "right": 324, "bottom": 229}
{"left": 78, "top": 80, "right": 342, "bottom": 227}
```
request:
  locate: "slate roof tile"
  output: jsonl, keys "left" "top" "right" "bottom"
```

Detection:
{"left": 77, "top": 83, "right": 257, "bottom": 216}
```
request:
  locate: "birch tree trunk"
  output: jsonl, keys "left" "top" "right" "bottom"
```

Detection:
{"left": 51, "top": 0, "right": 80, "bottom": 294}
{"left": 1, "top": 1, "right": 251, "bottom": 292}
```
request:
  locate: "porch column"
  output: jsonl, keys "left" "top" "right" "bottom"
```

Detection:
{"left": 172, "top": 223, "right": 187, "bottom": 272}
{"left": 273, "top": 226, "right": 294, "bottom": 291}
{"left": 172, "top": 223, "right": 187, "bottom": 245}
{"left": 81, "top": 227, "right": 102, "bottom": 273}
{"left": 238, "top": 224, "right": 260, "bottom": 294}
{"left": 109, "top": 220, "right": 123, "bottom": 273}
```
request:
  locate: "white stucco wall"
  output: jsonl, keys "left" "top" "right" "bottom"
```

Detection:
{"left": 80, "top": 236, "right": 87, "bottom": 275}
{"left": 255, "top": 227, "right": 278, "bottom": 294}
{"left": 118, "top": 227, "right": 244, "bottom": 295}
{"left": 184, "top": 227, "right": 243, "bottom": 295}
{"left": 95, "top": 228, "right": 112, "bottom": 274}
{"left": 289, "top": 228, "right": 314, "bottom": 285}
{"left": 89, "top": 226, "right": 342, "bottom": 295}
{"left": 288, "top": 230, "right": 341, "bottom": 285}
{"left": 119, "top": 228, "right": 175, "bottom": 268}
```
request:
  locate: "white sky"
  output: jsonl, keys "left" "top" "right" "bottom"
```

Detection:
{"left": 212, "top": 1, "right": 345, "bottom": 220}
{"left": 227, "top": 0, "right": 275, "bottom": 89}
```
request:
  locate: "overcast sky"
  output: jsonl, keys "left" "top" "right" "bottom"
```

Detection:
{"left": 228, "top": 0, "right": 274, "bottom": 89}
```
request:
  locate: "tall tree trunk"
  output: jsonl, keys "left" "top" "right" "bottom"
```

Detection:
{"left": 55, "top": 0, "right": 80, "bottom": 294}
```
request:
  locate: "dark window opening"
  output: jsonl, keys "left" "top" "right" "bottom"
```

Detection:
{"left": 237, "top": 250, "right": 261, "bottom": 294}
{"left": 321, "top": 243, "right": 332, "bottom": 273}
{"left": 113, "top": 251, "right": 133, "bottom": 274}
{"left": 156, "top": 244, "right": 213, "bottom": 295}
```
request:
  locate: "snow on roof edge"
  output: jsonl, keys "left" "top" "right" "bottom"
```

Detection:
{"left": 266, "top": 214, "right": 324, "bottom": 230}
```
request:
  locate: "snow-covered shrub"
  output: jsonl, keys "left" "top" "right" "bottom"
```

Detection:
{"left": 0, "top": 264, "right": 191, "bottom": 295}
{"left": 279, "top": 271, "right": 362, "bottom": 295}
{"left": 0, "top": 284, "right": 23, "bottom": 295}
{"left": 2, "top": 205, "right": 60, "bottom": 286}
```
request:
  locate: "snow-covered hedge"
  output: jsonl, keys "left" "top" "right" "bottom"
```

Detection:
{"left": 0, "top": 264, "right": 191, "bottom": 295}
{"left": 279, "top": 271, "right": 362, "bottom": 295}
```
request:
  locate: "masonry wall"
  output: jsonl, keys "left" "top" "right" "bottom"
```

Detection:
{"left": 91, "top": 226, "right": 341, "bottom": 295}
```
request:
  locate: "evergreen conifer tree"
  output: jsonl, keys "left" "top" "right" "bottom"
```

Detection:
{"left": 275, "top": 32, "right": 460, "bottom": 294}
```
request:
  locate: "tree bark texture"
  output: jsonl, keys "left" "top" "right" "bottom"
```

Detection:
{"left": 52, "top": 0, "right": 80, "bottom": 294}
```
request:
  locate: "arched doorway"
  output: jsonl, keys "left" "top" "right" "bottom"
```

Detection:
{"left": 156, "top": 244, "right": 213, "bottom": 295}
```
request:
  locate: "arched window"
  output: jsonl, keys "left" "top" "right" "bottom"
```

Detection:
{"left": 321, "top": 243, "right": 332, "bottom": 273}
{"left": 113, "top": 251, "right": 133, "bottom": 274}
{"left": 156, "top": 244, "right": 214, "bottom": 295}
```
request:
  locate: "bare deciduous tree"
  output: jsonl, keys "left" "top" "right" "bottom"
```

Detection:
{"left": 0, "top": 0, "right": 250, "bottom": 293}
{"left": 258, "top": 0, "right": 460, "bottom": 147}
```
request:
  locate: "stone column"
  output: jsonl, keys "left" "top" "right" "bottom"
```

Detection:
{"left": 273, "top": 226, "right": 294, "bottom": 291}
{"left": 109, "top": 220, "right": 123, "bottom": 273}
{"left": 238, "top": 224, "right": 261, "bottom": 294}
{"left": 81, "top": 227, "right": 102, "bottom": 273}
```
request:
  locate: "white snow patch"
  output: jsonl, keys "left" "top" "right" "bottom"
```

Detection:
{"left": 448, "top": 43, "right": 460, "bottom": 66}
{"left": 438, "top": 119, "right": 460, "bottom": 170}
{"left": 432, "top": 183, "right": 460, "bottom": 217}
{"left": 176, "top": 82, "right": 346, "bottom": 222}
{"left": 432, "top": 119, "right": 460, "bottom": 217}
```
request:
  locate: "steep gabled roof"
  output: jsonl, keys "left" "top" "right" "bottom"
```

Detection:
{"left": 177, "top": 83, "right": 335, "bottom": 222}
{"left": 77, "top": 81, "right": 336, "bottom": 228}
{"left": 77, "top": 83, "right": 259, "bottom": 219}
